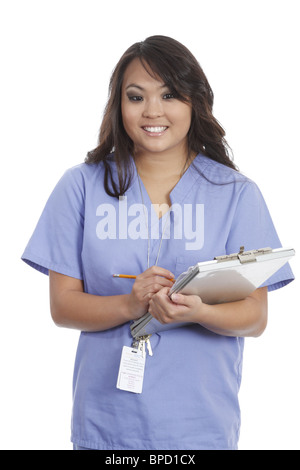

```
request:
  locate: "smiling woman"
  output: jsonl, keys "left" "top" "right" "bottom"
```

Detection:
{"left": 121, "top": 58, "right": 193, "bottom": 167}
{"left": 21, "top": 35, "right": 294, "bottom": 451}
{"left": 86, "top": 35, "right": 237, "bottom": 197}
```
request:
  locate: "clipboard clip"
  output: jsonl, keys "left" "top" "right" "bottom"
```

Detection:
{"left": 214, "top": 246, "right": 272, "bottom": 264}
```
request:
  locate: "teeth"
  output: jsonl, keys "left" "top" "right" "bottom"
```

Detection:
{"left": 143, "top": 126, "right": 167, "bottom": 133}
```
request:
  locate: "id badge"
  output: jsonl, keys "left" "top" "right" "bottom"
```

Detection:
{"left": 116, "top": 346, "right": 146, "bottom": 394}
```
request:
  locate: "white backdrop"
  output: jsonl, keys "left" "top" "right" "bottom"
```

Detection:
{"left": 1, "top": 0, "right": 299, "bottom": 450}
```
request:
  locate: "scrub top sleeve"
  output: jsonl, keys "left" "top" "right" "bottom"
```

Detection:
{"left": 22, "top": 167, "right": 85, "bottom": 279}
{"left": 226, "top": 181, "right": 294, "bottom": 291}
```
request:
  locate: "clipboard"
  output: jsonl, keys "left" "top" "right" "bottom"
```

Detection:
{"left": 130, "top": 246, "right": 295, "bottom": 339}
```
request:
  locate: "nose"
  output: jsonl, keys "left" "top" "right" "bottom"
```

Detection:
{"left": 142, "top": 98, "right": 164, "bottom": 119}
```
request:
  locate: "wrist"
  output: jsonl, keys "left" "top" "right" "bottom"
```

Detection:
{"left": 121, "top": 294, "right": 134, "bottom": 322}
{"left": 194, "top": 299, "right": 212, "bottom": 324}
{"left": 122, "top": 294, "right": 145, "bottom": 322}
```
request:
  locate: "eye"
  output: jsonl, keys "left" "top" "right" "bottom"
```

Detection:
{"left": 127, "top": 94, "right": 143, "bottom": 102}
{"left": 163, "top": 93, "right": 175, "bottom": 100}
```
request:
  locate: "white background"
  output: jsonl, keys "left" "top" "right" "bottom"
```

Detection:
{"left": 1, "top": 0, "right": 299, "bottom": 450}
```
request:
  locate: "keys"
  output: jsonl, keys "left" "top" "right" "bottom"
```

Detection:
{"left": 132, "top": 335, "right": 153, "bottom": 357}
{"left": 139, "top": 338, "right": 146, "bottom": 358}
{"left": 145, "top": 336, "right": 153, "bottom": 356}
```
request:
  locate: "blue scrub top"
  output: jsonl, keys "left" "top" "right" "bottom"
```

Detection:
{"left": 22, "top": 154, "right": 294, "bottom": 450}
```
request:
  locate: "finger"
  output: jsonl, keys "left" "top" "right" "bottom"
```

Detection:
{"left": 170, "top": 293, "right": 193, "bottom": 306}
{"left": 149, "top": 294, "right": 177, "bottom": 324}
{"left": 149, "top": 277, "right": 174, "bottom": 290}
{"left": 140, "top": 266, "right": 175, "bottom": 281}
{"left": 139, "top": 284, "right": 170, "bottom": 302}
{"left": 150, "top": 288, "right": 173, "bottom": 310}
{"left": 136, "top": 277, "right": 174, "bottom": 295}
{"left": 155, "top": 286, "right": 172, "bottom": 297}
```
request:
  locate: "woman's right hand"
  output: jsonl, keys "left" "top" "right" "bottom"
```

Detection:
{"left": 128, "top": 266, "right": 175, "bottom": 320}
{"left": 49, "top": 267, "right": 174, "bottom": 332}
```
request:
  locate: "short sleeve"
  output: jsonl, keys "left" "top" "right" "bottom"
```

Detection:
{"left": 22, "top": 167, "right": 85, "bottom": 279}
{"left": 226, "top": 181, "right": 294, "bottom": 292}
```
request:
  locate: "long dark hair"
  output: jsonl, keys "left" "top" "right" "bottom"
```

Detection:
{"left": 86, "top": 35, "right": 237, "bottom": 197}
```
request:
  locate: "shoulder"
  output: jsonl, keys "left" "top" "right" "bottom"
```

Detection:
{"left": 57, "top": 161, "right": 108, "bottom": 193}
{"left": 63, "top": 161, "right": 105, "bottom": 181}
{"left": 192, "top": 153, "right": 250, "bottom": 186}
{"left": 191, "top": 154, "right": 268, "bottom": 210}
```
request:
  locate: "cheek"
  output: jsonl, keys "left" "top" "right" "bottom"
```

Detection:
{"left": 176, "top": 114, "right": 192, "bottom": 136}
{"left": 172, "top": 105, "right": 192, "bottom": 133}
{"left": 121, "top": 107, "right": 138, "bottom": 137}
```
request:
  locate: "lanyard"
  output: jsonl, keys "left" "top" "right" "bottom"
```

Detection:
{"left": 137, "top": 175, "right": 171, "bottom": 269}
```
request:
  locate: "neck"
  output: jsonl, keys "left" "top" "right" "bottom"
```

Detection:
{"left": 134, "top": 148, "right": 192, "bottom": 180}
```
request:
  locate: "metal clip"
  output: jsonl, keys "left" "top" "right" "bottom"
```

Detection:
{"left": 215, "top": 246, "right": 272, "bottom": 264}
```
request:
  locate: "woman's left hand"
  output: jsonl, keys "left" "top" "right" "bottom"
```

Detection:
{"left": 148, "top": 287, "right": 203, "bottom": 325}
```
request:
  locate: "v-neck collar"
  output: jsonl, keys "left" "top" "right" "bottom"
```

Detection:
{"left": 123, "top": 154, "right": 207, "bottom": 264}
{"left": 125, "top": 154, "right": 205, "bottom": 239}
{"left": 129, "top": 153, "right": 204, "bottom": 206}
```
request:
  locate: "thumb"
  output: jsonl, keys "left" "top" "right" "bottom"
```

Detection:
{"left": 171, "top": 293, "right": 189, "bottom": 305}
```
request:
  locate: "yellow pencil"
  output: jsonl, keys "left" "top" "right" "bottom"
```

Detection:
{"left": 113, "top": 274, "right": 137, "bottom": 279}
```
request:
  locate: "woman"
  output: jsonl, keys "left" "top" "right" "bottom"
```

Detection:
{"left": 22, "top": 36, "right": 294, "bottom": 450}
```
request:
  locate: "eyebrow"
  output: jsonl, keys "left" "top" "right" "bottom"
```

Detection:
{"left": 125, "top": 83, "right": 169, "bottom": 91}
{"left": 126, "top": 84, "right": 145, "bottom": 91}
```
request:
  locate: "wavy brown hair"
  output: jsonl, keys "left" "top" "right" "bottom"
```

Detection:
{"left": 86, "top": 35, "right": 237, "bottom": 197}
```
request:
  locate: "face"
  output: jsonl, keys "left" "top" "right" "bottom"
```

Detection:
{"left": 121, "top": 58, "right": 192, "bottom": 159}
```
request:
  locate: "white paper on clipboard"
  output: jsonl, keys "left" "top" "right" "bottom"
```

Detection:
{"left": 130, "top": 247, "right": 295, "bottom": 339}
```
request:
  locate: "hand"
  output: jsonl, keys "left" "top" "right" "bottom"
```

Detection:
{"left": 148, "top": 288, "right": 203, "bottom": 325}
{"left": 128, "top": 266, "right": 175, "bottom": 319}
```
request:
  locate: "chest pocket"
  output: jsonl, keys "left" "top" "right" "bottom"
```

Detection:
{"left": 174, "top": 254, "right": 204, "bottom": 279}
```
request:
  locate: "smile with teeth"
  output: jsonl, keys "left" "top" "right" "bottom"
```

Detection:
{"left": 142, "top": 126, "right": 168, "bottom": 134}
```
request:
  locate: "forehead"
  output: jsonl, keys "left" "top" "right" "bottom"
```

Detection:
{"left": 122, "top": 58, "right": 165, "bottom": 90}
